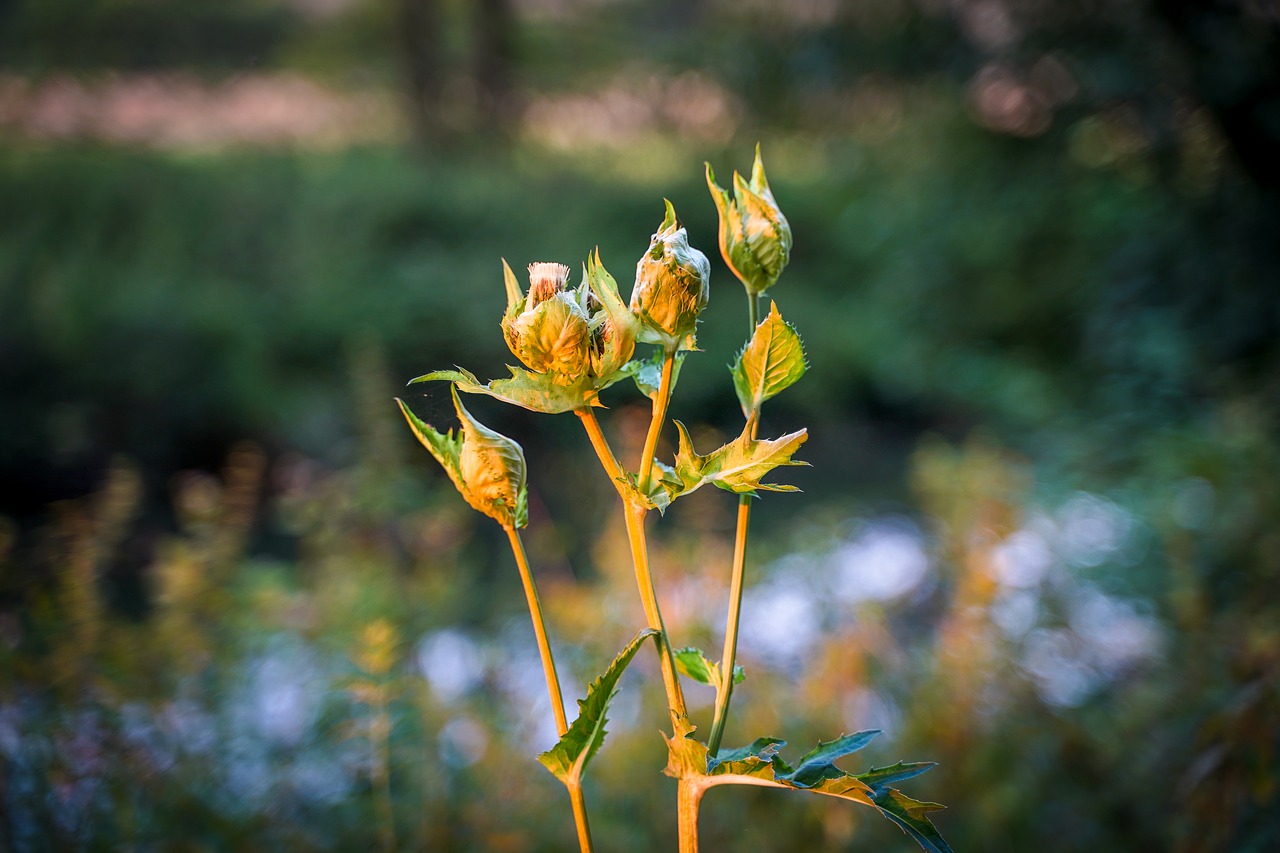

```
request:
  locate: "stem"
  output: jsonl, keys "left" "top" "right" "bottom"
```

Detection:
{"left": 568, "top": 783, "right": 595, "bottom": 853}
{"left": 622, "top": 502, "right": 689, "bottom": 727}
{"left": 504, "top": 524, "right": 595, "bottom": 853}
{"left": 678, "top": 779, "right": 704, "bottom": 853}
{"left": 637, "top": 345, "right": 677, "bottom": 495}
{"left": 576, "top": 408, "right": 689, "bottom": 727}
{"left": 707, "top": 293, "right": 763, "bottom": 757}
{"left": 503, "top": 525, "right": 569, "bottom": 735}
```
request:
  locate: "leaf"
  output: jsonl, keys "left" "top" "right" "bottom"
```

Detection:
{"left": 538, "top": 629, "right": 657, "bottom": 786}
{"left": 869, "top": 788, "right": 952, "bottom": 853}
{"left": 855, "top": 761, "right": 938, "bottom": 791}
{"left": 620, "top": 349, "right": 686, "bottom": 401}
{"left": 707, "top": 737, "right": 785, "bottom": 776}
{"left": 731, "top": 301, "right": 806, "bottom": 417}
{"left": 673, "top": 647, "right": 746, "bottom": 687}
{"left": 779, "top": 730, "right": 882, "bottom": 788}
{"left": 670, "top": 420, "right": 808, "bottom": 498}
{"left": 410, "top": 366, "right": 598, "bottom": 415}
{"left": 667, "top": 730, "right": 952, "bottom": 853}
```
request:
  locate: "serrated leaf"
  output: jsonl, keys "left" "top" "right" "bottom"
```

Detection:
{"left": 869, "top": 788, "right": 952, "bottom": 853}
{"left": 538, "top": 629, "right": 657, "bottom": 786}
{"left": 410, "top": 366, "right": 599, "bottom": 414}
{"left": 707, "top": 737, "right": 785, "bottom": 776}
{"left": 670, "top": 730, "right": 953, "bottom": 853}
{"left": 781, "top": 730, "right": 881, "bottom": 788}
{"left": 670, "top": 420, "right": 808, "bottom": 498}
{"left": 731, "top": 301, "right": 806, "bottom": 417}
{"left": 856, "top": 761, "right": 937, "bottom": 791}
{"left": 673, "top": 647, "right": 746, "bottom": 687}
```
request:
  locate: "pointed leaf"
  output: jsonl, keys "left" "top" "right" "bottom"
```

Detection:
{"left": 620, "top": 349, "right": 686, "bottom": 401}
{"left": 870, "top": 788, "right": 953, "bottom": 853}
{"left": 731, "top": 301, "right": 807, "bottom": 417}
{"left": 538, "top": 629, "right": 657, "bottom": 786}
{"left": 395, "top": 398, "right": 465, "bottom": 493}
{"left": 782, "top": 730, "right": 881, "bottom": 788}
{"left": 671, "top": 420, "right": 808, "bottom": 498}
{"left": 674, "top": 647, "right": 746, "bottom": 687}
{"left": 410, "top": 366, "right": 597, "bottom": 414}
{"left": 856, "top": 761, "right": 937, "bottom": 791}
{"left": 707, "top": 737, "right": 785, "bottom": 776}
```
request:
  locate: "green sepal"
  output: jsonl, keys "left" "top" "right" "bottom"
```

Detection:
{"left": 670, "top": 420, "right": 809, "bottom": 498}
{"left": 584, "top": 248, "right": 639, "bottom": 379}
{"left": 410, "top": 366, "right": 600, "bottom": 415}
{"left": 502, "top": 258, "right": 524, "bottom": 317}
{"left": 620, "top": 349, "right": 686, "bottom": 402}
{"left": 673, "top": 647, "right": 745, "bottom": 687}
{"left": 538, "top": 629, "right": 658, "bottom": 787}
{"left": 731, "top": 301, "right": 807, "bottom": 417}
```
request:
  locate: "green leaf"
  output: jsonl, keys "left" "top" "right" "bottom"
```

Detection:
{"left": 869, "top": 788, "right": 952, "bottom": 853}
{"left": 669, "top": 730, "right": 952, "bottom": 853}
{"left": 855, "top": 761, "right": 937, "bottom": 791}
{"left": 731, "top": 301, "right": 806, "bottom": 417}
{"left": 620, "top": 349, "right": 686, "bottom": 401}
{"left": 670, "top": 420, "right": 808, "bottom": 498}
{"left": 410, "top": 366, "right": 598, "bottom": 414}
{"left": 673, "top": 647, "right": 746, "bottom": 687}
{"left": 780, "top": 730, "right": 881, "bottom": 788}
{"left": 538, "top": 629, "right": 658, "bottom": 786}
{"left": 707, "top": 737, "right": 785, "bottom": 776}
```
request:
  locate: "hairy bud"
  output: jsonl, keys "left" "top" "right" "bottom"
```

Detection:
{"left": 630, "top": 200, "right": 711, "bottom": 349}
{"left": 706, "top": 145, "right": 792, "bottom": 296}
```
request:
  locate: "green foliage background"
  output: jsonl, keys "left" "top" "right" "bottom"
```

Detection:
{"left": 1, "top": 1, "right": 1278, "bottom": 851}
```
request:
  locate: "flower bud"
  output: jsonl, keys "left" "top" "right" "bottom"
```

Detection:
{"left": 454, "top": 388, "right": 527, "bottom": 527}
{"left": 501, "top": 260, "right": 593, "bottom": 383}
{"left": 630, "top": 200, "right": 711, "bottom": 349}
{"left": 706, "top": 144, "right": 791, "bottom": 296}
{"left": 395, "top": 387, "right": 529, "bottom": 529}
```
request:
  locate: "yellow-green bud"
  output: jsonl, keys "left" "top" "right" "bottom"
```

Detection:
{"left": 630, "top": 200, "right": 711, "bottom": 349}
{"left": 706, "top": 144, "right": 792, "bottom": 296}
{"left": 454, "top": 388, "right": 527, "bottom": 527}
{"left": 501, "top": 260, "right": 593, "bottom": 383}
{"left": 395, "top": 387, "right": 528, "bottom": 529}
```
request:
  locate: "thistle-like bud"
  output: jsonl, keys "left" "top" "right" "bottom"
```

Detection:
{"left": 706, "top": 144, "right": 792, "bottom": 296}
{"left": 396, "top": 387, "right": 528, "bottom": 529}
{"left": 629, "top": 200, "right": 711, "bottom": 349}
{"left": 501, "top": 260, "right": 593, "bottom": 383}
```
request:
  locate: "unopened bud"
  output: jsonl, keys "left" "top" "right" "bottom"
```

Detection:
{"left": 706, "top": 145, "right": 791, "bottom": 296}
{"left": 501, "top": 260, "right": 593, "bottom": 382}
{"left": 630, "top": 200, "right": 711, "bottom": 349}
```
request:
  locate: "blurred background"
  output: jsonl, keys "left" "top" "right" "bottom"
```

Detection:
{"left": 2, "top": 0, "right": 1279, "bottom": 850}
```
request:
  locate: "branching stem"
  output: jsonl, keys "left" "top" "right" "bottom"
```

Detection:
{"left": 637, "top": 345, "right": 677, "bottom": 495}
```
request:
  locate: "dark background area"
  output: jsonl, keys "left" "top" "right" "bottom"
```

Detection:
{"left": 1, "top": 1, "right": 1278, "bottom": 850}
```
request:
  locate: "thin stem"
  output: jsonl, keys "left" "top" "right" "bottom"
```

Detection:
{"left": 576, "top": 408, "right": 689, "bottom": 726}
{"left": 504, "top": 524, "right": 595, "bottom": 853}
{"left": 707, "top": 292, "right": 762, "bottom": 757}
{"left": 637, "top": 345, "right": 677, "bottom": 495}
{"left": 622, "top": 502, "right": 689, "bottom": 726}
{"left": 568, "top": 783, "right": 595, "bottom": 853}
{"left": 503, "top": 525, "right": 568, "bottom": 735}
{"left": 576, "top": 408, "right": 626, "bottom": 492}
